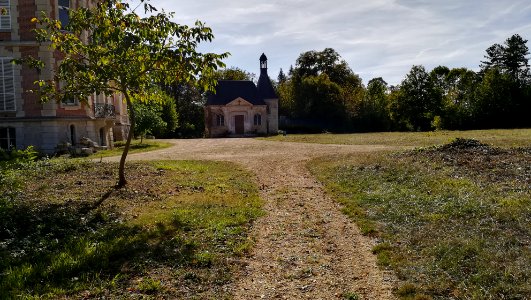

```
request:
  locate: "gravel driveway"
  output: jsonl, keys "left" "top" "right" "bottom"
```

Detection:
{"left": 105, "top": 138, "right": 400, "bottom": 299}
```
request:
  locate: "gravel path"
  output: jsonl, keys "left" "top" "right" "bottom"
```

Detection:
{"left": 105, "top": 138, "right": 400, "bottom": 299}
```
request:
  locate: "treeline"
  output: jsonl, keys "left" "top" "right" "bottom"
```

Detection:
{"left": 277, "top": 34, "right": 531, "bottom": 132}
{"left": 137, "top": 34, "right": 530, "bottom": 138}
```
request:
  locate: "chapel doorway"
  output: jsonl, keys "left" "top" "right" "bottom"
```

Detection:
{"left": 235, "top": 115, "right": 244, "bottom": 134}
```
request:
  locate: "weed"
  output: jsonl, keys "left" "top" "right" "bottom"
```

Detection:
{"left": 342, "top": 291, "right": 360, "bottom": 300}
{"left": 372, "top": 243, "right": 394, "bottom": 267}
{"left": 137, "top": 277, "right": 163, "bottom": 294}
{"left": 397, "top": 283, "right": 418, "bottom": 297}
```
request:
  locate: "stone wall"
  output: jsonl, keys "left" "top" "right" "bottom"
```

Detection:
{"left": 264, "top": 98, "right": 279, "bottom": 134}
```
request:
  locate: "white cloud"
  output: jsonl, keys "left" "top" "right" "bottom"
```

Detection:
{"left": 147, "top": 0, "right": 531, "bottom": 85}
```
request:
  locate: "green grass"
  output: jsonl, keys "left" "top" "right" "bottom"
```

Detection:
{"left": 91, "top": 139, "right": 173, "bottom": 158}
{"left": 309, "top": 140, "right": 530, "bottom": 299}
{"left": 0, "top": 159, "right": 262, "bottom": 299}
{"left": 262, "top": 128, "right": 531, "bottom": 148}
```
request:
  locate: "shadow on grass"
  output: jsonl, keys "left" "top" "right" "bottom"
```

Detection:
{"left": 0, "top": 200, "right": 196, "bottom": 298}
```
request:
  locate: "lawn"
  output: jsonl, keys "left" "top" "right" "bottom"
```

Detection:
{"left": 310, "top": 138, "right": 530, "bottom": 299}
{"left": 263, "top": 128, "right": 531, "bottom": 148}
{"left": 90, "top": 139, "right": 173, "bottom": 158}
{"left": 0, "top": 158, "right": 262, "bottom": 299}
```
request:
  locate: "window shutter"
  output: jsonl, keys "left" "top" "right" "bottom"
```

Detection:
{"left": 0, "top": 0, "right": 10, "bottom": 30}
{"left": 0, "top": 58, "right": 15, "bottom": 111}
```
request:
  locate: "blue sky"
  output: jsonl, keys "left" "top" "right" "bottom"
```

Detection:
{"left": 149, "top": 0, "right": 531, "bottom": 85}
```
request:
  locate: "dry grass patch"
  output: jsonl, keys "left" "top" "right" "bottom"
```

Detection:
{"left": 263, "top": 128, "right": 531, "bottom": 148}
{"left": 310, "top": 138, "right": 530, "bottom": 299}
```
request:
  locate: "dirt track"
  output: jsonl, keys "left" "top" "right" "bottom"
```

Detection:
{"left": 105, "top": 138, "right": 400, "bottom": 299}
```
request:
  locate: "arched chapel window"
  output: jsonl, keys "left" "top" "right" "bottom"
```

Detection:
{"left": 216, "top": 114, "right": 225, "bottom": 126}
{"left": 254, "top": 114, "right": 262, "bottom": 126}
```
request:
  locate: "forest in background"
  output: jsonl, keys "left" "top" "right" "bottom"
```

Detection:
{"left": 277, "top": 33, "right": 531, "bottom": 133}
{"left": 140, "top": 34, "right": 530, "bottom": 138}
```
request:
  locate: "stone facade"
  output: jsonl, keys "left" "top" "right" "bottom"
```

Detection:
{"left": 0, "top": 0, "right": 129, "bottom": 153}
{"left": 204, "top": 54, "right": 278, "bottom": 137}
{"left": 205, "top": 98, "right": 268, "bottom": 137}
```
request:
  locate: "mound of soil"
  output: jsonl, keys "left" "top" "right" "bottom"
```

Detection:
{"left": 410, "top": 138, "right": 530, "bottom": 188}
{"left": 433, "top": 138, "right": 501, "bottom": 154}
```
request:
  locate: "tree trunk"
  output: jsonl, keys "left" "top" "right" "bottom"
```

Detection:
{"left": 117, "top": 92, "right": 135, "bottom": 188}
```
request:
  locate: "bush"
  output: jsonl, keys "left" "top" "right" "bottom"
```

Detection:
{"left": 0, "top": 146, "right": 39, "bottom": 167}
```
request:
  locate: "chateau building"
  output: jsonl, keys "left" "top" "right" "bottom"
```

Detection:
{"left": 204, "top": 53, "right": 278, "bottom": 137}
{"left": 0, "top": 0, "right": 129, "bottom": 153}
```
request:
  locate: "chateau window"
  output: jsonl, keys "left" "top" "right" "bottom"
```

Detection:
{"left": 216, "top": 114, "right": 224, "bottom": 126}
{"left": 254, "top": 114, "right": 262, "bottom": 126}
{"left": 58, "top": 0, "right": 70, "bottom": 29}
{"left": 61, "top": 95, "right": 77, "bottom": 105}
{"left": 0, "top": 0, "right": 10, "bottom": 30}
{"left": 60, "top": 80, "right": 78, "bottom": 105}
{"left": 0, "top": 127, "right": 15, "bottom": 150}
{"left": 0, "top": 57, "right": 15, "bottom": 111}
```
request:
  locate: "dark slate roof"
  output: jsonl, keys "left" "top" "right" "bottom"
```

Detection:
{"left": 260, "top": 53, "right": 268, "bottom": 61}
{"left": 257, "top": 73, "right": 277, "bottom": 99}
{"left": 206, "top": 80, "right": 266, "bottom": 106}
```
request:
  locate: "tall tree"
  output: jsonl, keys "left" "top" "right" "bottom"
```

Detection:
{"left": 19, "top": 0, "right": 227, "bottom": 187}
{"left": 151, "top": 91, "right": 178, "bottom": 138}
{"left": 277, "top": 68, "right": 287, "bottom": 83}
{"left": 289, "top": 48, "right": 363, "bottom": 130}
{"left": 214, "top": 67, "right": 255, "bottom": 81}
{"left": 293, "top": 48, "right": 359, "bottom": 86}
{"left": 481, "top": 34, "right": 530, "bottom": 83}
{"left": 479, "top": 34, "right": 530, "bottom": 127}
{"left": 361, "top": 77, "right": 390, "bottom": 131}
{"left": 475, "top": 68, "right": 518, "bottom": 128}
{"left": 162, "top": 83, "right": 205, "bottom": 138}
{"left": 441, "top": 68, "right": 479, "bottom": 129}
{"left": 394, "top": 65, "right": 443, "bottom": 130}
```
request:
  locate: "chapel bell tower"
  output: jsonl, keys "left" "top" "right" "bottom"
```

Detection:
{"left": 260, "top": 53, "right": 268, "bottom": 75}
{"left": 256, "top": 53, "right": 278, "bottom": 134}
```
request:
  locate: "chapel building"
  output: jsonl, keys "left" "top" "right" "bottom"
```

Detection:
{"left": 204, "top": 53, "right": 278, "bottom": 137}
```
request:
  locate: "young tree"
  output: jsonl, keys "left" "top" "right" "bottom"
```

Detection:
{"left": 19, "top": 0, "right": 228, "bottom": 187}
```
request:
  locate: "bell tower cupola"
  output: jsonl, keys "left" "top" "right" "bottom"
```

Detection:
{"left": 259, "top": 53, "right": 268, "bottom": 75}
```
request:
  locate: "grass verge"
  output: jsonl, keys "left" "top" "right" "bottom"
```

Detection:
{"left": 262, "top": 128, "right": 531, "bottom": 148}
{"left": 309, "top": 139, "right": 530, "bottom": 299}
{"left": 90, "top": 139, "right": 173, "bottom": 158}
{"left": 0, "top": 158, "right": 262, "bottom": 299}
